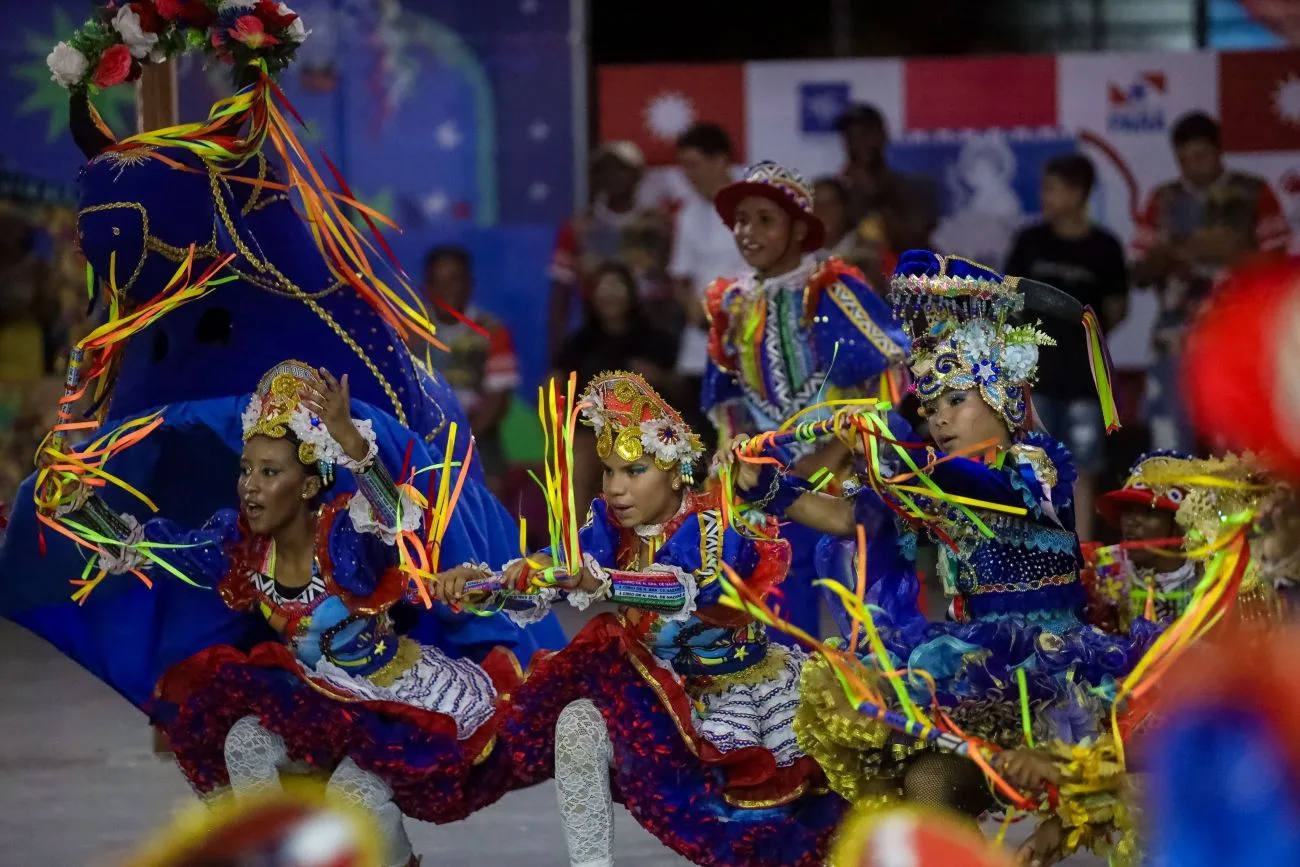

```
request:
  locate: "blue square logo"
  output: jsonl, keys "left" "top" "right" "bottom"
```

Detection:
{"left": 800, "top": 82, "right": 851, "bottom": 134}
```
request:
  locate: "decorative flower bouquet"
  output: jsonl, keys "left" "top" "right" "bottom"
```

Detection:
{"left": 48, "top": 0, "right": 308, "bottom": 92}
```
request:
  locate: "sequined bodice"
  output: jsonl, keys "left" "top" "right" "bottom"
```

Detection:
{"left": 943, "top": 511, "right": 1086, "bottom": 626}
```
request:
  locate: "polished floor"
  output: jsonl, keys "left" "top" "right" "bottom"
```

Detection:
{"left": 0, "top": 618, "right": 1102, "bottom": 866}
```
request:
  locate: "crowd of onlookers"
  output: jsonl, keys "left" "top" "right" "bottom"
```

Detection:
{"left": 425, "top": 104, "right": 1293, "bottom": 541}
{"left": 0, "top": 103, "right": 1292, "bottom": 547}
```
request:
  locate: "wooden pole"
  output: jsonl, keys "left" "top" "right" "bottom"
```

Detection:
{"left": 135, "top": 61, "right": 179, "bottom": 133}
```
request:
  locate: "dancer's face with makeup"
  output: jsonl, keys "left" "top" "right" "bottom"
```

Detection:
{"left": 923, "top": 388, "right": 1011, "bottom": 454}
{"left": 238, "top": 435, "right": 319, "bottom": 536}
{"left": 601, "top": 453, "right": 681, "bottom": 529}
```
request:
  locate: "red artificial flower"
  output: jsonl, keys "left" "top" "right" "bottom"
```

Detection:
{"left": 129, "top": 1, "right": 164, "bottom": 32}
{"left": 229, "top": 15, "right": 280, "bottom": 49}
{"left": 254, "top": 0, "right": 298, "bottom": 31}
{"left": 156, "top": 0, "right": 215, "bottom": 27}
{"left": 92, "top": 43, "right": 135, "bottom": 88}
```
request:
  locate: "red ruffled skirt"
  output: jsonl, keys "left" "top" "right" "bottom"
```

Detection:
{"left": 150, "top": 641, "right": 522, "bottom": 824}
{"left": 501, "top": 613, "right": 844, "bottom": 867}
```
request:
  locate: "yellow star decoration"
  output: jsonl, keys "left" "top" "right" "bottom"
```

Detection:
{"left": 733, "top": 646, "right": 748, "bottom": 661}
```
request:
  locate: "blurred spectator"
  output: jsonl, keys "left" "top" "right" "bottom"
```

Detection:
{"left": 548, "top": 142, "right": 659, "bottom": 356}
{"left": 1005, "top": 154, "right": 1129, "bottom": 541}
{"left": 619, "top": 211, "right": 678, "bottom": 332}
{"left": 670, "top": 122, "right": 745, "bottom": 444}
{"left": 0, "top": 210, "right": 54, "bottom": 382}
{"left": 1131, "top": 111, "right": 1291, "bottom": 452}
{"left": 419, "top": 245, "right": 521, "bottom": 497}
{"left": 0, "top": 205, "right": 68, "bottom": 507}
{"left": 812, "top": 175, "right": 894, "bottom": 291}
{"left": 836, "top": 103, "right": 938, "bottom": 255}
{"left": 552, "top": 261, "right": 678, "bottom": 509}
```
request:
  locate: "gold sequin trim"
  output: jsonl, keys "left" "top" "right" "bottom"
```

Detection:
{"left": 794, "top": 653, "right": 921, "bottom": 803}
{"left": 686, "top": 646, "right": 787, "bottom": 698}
{"left": 364, "top": 636, "right": 422, "bottom": 688}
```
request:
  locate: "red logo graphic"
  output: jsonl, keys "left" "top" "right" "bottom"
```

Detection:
{"left": 1107, "top": 71, "right": 1168, "bottom": 106}
{"left": 598, "top": 64, "right": 746, "bottom": 166}
{"left": 1219, "top": 49, "right": 1300, "bottom": 152}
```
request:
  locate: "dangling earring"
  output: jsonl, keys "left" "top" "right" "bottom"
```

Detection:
{"left": 679, "top": 460, "right": 695, "bottom": 488}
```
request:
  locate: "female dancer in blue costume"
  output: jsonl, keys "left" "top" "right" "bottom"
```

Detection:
{"left": 0, "top": 4, "right": 561, "bottom": 717}
{"left": 736, "top": 252, "right": 1148, "bottom": 864}
{"left": 55, "top": 360, "right": 524, "bottom": 867}
{"left": 434, "top": 371, "right": 844, "bottom": 867}
{"left": 702, "top": 161, "right": 910, "bottom": 639}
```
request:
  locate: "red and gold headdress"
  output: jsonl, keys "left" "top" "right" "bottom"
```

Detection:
{"left": 579, "top": 371, "right": 704, "bottom": 483}
{"left": 240, "top": 359, "right": 376, "bottom": 481}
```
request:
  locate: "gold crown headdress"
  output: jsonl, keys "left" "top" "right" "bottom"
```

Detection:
{"left": 240, "top": 360, "right": 375, "bottom": 482}
{"left": 578, "top": 371, "right": 704, "bottom": 483}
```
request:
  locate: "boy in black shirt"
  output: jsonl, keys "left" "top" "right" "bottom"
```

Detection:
{"left": 1005, "top": 154, "right": 1130, "bottom": 541}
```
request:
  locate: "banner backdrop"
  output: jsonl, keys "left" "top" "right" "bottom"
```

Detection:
{"left": 603, "top": 49, "right": 1300, "bottom": 369}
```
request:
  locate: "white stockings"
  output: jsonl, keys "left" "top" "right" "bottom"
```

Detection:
{"left": 554, "top": 700, "right": 615, "bottom": 867}
{"left": 222, "top": 715, "right": 414, "bottom": 867}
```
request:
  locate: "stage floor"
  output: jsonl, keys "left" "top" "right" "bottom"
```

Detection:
{"left": 0, "top": 618, "right": 1103, "bottom": 866}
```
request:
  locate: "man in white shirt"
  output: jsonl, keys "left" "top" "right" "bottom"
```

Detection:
{"left": 669, "top": 123, "right": 747, "bottom": 433}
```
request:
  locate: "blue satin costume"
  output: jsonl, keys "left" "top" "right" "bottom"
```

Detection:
{"left": 703, "top": 255, "right": 910, "bottom": 639}
{"left": 0, "top": 144, "right": 563, "bottom": 711}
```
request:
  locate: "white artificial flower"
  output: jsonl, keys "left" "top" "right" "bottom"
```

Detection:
{"left": 279, "top": 3, "right": 310, "bottom": 43}
{"left": 113, "top": 5, "right": 159, "bottom": 60}
{"left": 953, "top": 320, "right": 994, "bottom": 360}
{"left": 639, "top": 418, "right": 694, "bottom": 464}
{"left": 47, "top": 42, "right": 89, "bottom": 88}
{"left": 1001, "top": 343, "right": 1039, "bottom": 384}
{"left": 579, "top": 391, "right": 606, "bottom": 432}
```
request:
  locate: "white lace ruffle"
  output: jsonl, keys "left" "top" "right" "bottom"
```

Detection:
{"left": 101, "top": 513, "right": 147, "bottom": 575}
{"left": 499, "top": 557, "right": 560, "bottom": 626}
{"left": 691, "top": 644, "right": 807, "bottom": 767}
{"left": 346, "top": 486, "right": 421, "bottom": 544}
{"left": 567, "top": 552, "right": 613, "bottom": 611}
{"left": 310, "top": 643, "right": 497, "bottom": 739}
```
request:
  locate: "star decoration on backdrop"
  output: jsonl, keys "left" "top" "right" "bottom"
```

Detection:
{"left": 435, "top": 119, "right": 463, "bottom": 150}
{"left": 520, "top": 0, "right": 540, "bottom": 13}
{"left": 13, "top": 6, "right": 135, "bottom": 142}
{"left": 806, "top": 92, "right": 843, "bottom": 127}
{"left": 644, "top": 92, "right": 695, "bottom": 142}
{"left": 1273, "top": 73, "right": 1300, "bottom": 127}
{"left": 528, "top": 119, "right": 550, "bottom": 141}
{"left": 421, "top": 191, "right": 449, "bottom": 218}
{"left": 529, "top": 181, "right": 550, "bottom": 201}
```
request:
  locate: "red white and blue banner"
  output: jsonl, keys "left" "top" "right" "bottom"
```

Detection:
{"left": 601, "top": 49, "right": 1300, "bottom": 367}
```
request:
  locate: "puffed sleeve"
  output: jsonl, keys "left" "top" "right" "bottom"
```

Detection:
{"left": 807, "top": 260, "right": 909, "bottom": 390}
{"left": 326, "top": 495, "right": 401, "bottom": 600}
{"left": 701, "top": 277, "right": 754, "bottom": 437}
{"left": 138, "top": 509, "right": 243, "bottom": 588}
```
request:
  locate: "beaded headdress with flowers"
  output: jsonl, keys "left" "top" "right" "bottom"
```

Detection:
{"left": 889, "top": 250, "right": 1055, "bottom": 430}
{"left": 240, "top": 359, "right": 374, "bottom": 484}
{"left": 578, "top": 371, "right": 704, "bottom": 484}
